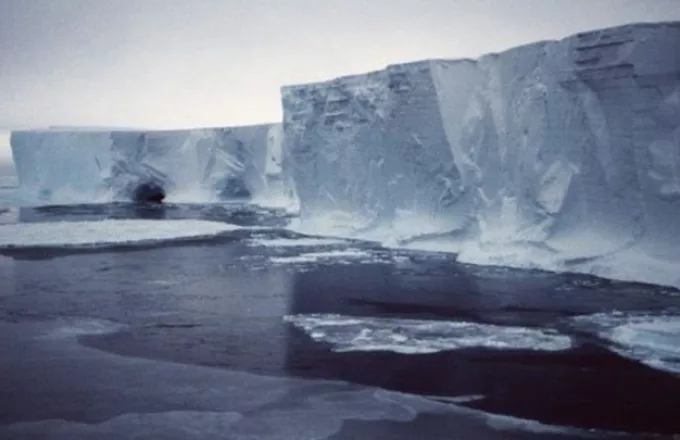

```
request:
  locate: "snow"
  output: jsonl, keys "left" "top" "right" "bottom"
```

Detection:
{"left": 573, "top": 312, "right": 680, "bottom": 375}
{"left": 284, "top": 314, "right": 573, "bottom": 353}
{"left": 10, "top": 124, "right": 289, "bottom": 205}
{"left": 0, "top": 219, "right": 240, "bottom": 249}
{"left": 609, "top": 318, "right": 680, "bottom": 375}
{"left": 282, "top": 22, "right": 680, "bottom": 289}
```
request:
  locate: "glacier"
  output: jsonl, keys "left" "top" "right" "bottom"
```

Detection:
{"left": 282, "top": 22, "right": 680, "bottom": 289}
{"left": 9, "top": 21, "right": 680, "bottom": 288}
{"left": 10, "top": 124, "right": 284, "bottom": 204}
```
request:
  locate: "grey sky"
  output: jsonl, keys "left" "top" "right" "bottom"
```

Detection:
{"left": 1, "top": 0, "right": 679, "bottom": 141}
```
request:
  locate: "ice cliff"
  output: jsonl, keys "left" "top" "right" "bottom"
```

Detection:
{"left": 282, "top": 22, "right": 680, "bottom": 288}
{"left": 11, "top": 124, "right": 283, "bottom": 204}
{"left": 9, "top": 21, "right": 679, "bottom": 288}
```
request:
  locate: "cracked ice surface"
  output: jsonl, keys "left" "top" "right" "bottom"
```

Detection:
{"left": 282, "top": 22, "right": 680, "bottom": 288}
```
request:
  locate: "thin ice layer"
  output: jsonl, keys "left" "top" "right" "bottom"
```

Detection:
{"left": 281, "top": 21, "right": 680, "bottom": 288}
{"left": 0, "top": 219, "right": 239, "bottom": 248}
{"left": 284, "top": 314, "right": 572, "bottom": 353}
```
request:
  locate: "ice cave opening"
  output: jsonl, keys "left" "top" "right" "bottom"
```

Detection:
{"left": 132, "top": 181, "right": 166, "bottom": 203}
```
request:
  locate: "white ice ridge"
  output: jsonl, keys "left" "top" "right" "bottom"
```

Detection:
{"left": 249, "top": 237, "right": 349, "bottom": 247}
{"left": 284, "top": 314, "right": 572, "bottom": 353}
{"left": 0, "top": 219, "right": 240, "bottom": 249}
{"left": 270, "top": 249, "right": 375, "bottom": 264}
{"left": 573, "top": 312, "right": 680, "bottom": 375}
{"left": 10, "top": 124, "right": 289, "bottom": 205}
{"left": 281, "top": 21, "right": 680, "bottom": 289}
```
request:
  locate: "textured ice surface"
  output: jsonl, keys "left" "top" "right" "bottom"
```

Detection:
{"left": 10, "top": 124, "right": 286, "bottom": 205}
{"left": 270, "top": 249, "right": 376, "bottom": 265}
{"left": 284, "top": 314, "right": 573, "bottom": 353}
{"left": 249, "top": 237, "right": 349, "bottom": 247}
{"left": 0, "top": 219, "right": 239, "bottom": 248}
{"left": 573, "top": 312, "right": 680, "bottom": 375}
{"left": 282, "top": 22, "right": 680, "bottom": 288}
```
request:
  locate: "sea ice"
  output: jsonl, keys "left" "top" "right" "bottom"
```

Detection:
{"left": 284, "top": 314, "right": 573, "bottom": 353}
{"left": 0, "top": 219, "right": 240, "bottom": 249}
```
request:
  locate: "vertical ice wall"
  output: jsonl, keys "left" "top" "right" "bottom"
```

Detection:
{"left": 282, "top": 22, "right": 680, "bottom": 286}
{"left": 282, "top": 63, "right": 463, "bottom": 228}
{"left": 257, "top": 123, "right": 298, "bottom": 208}
{"left": 11, "top": 124, "right": 281, "bottom": 204}
{"left": 431, "top": 22, "right": 680, "bottom": 263}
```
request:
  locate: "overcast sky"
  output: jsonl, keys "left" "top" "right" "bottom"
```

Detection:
{"left": 1, "top": 0, "right": 679, "bottom": 141}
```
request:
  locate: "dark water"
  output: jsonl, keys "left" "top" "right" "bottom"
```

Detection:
{"left": 1, "top": 202, "right": 679, "bottom": 438}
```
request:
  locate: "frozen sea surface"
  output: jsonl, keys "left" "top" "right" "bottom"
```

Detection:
{"left": 0, "top": 200, "right": 679, "bottom": 439}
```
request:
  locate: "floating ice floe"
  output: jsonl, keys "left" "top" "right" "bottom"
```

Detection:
{"left": 573, "top": 312, "right": 680, "bottom": 375}
{"left": 0, "top": 219, "right": 240, "bottom": 249}
{"left": 284, "top": 314, "right": 573, "bottom": 353}
{"left": 249, "top": 237, "right": 349, "bottom": 248}
{"left": 270, "top": 249, "right": 376, "bottom": 264}
{"left": 38, "top": 318, "right": 126, "bottom": 340}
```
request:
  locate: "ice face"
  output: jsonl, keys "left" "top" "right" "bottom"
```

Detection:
{"left": 10, "top": 124, "right": 283, "bottom": 205}
{"left": 282, "top": 22, "right": 680, "bottom": 288}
